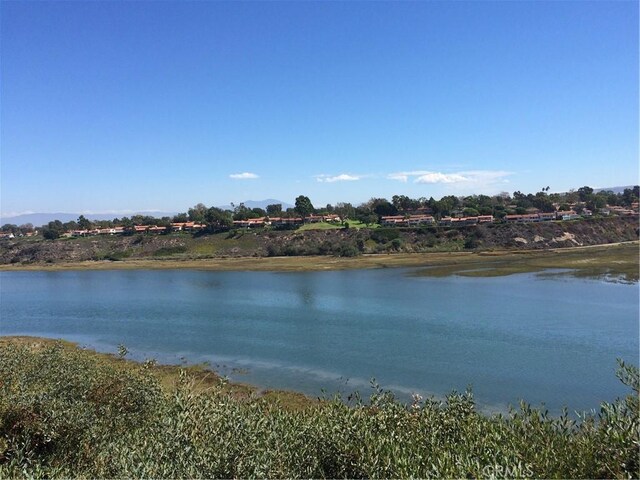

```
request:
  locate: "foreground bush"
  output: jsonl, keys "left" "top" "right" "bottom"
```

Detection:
{"left": 0, "top": 342, "right": 638, "bottom": 478}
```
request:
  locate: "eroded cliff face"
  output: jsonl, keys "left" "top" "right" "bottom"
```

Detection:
{"left": 1, "top": 216, "right": 638, "bottom": 265}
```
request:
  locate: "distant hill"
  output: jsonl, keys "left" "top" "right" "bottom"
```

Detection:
{"left": 0, "top": 212, "right": 179, "bottom": 228}
{"left": 216, "top": 199, "right": 293, "bottom": 211}
{"left": 594, "top": 186, "right": 636, "bottom": 194}
{"left": 0, "top": 200, "right": 293, "bottom": 227}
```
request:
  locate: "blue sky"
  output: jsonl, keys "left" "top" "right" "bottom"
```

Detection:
{"left": 1, "top": 1, "right": 638, "bottom": 216}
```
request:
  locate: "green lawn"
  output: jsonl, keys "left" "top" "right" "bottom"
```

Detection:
{"left": 297, "top": 220, "right": 380, "bottom": 231}
{"left": 297, "top": 221, "right": 343, "bottom": 231}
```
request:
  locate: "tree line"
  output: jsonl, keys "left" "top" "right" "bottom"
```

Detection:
{"left": 2, "top": 185, "right": 638, "bottom": 240}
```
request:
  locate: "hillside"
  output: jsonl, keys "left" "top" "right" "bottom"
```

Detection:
{"left": 1, "top": 217, "right": 637, "bottom": 268}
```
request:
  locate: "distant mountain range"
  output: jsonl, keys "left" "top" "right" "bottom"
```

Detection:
{"left": 1, "top": 199, "right": 293, "bottom": 227}
{"left": 593, "top": 186, "right": 636, "bottom": 194}
{"left": 0, "top": 212, "right": 180, "bottom": 228}
{"left": 216, "top": 199, "right": 294, "bottom": 211}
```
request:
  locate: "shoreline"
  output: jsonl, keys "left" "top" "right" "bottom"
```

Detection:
{"left": 1, "top": 241, "right": 638, "bottom": 279}
{"left": 0, "top": 335, "right": 315, "bottom": 409}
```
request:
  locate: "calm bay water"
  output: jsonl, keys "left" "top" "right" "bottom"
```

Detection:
{"left": 0, "top": 269, "right": 637, "bottom": 413}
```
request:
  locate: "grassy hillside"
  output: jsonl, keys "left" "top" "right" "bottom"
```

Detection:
{"left": 0, "top": 338, "right": 638, "bottom": 478}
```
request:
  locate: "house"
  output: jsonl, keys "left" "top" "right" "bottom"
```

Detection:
{"left": 97, "top": 228, "right": 122, "bottom": 235}
{"left": 461, "top": 216, "right": 479, "bottom": 226}
{"left": 380, "top": 215, "right": 406, "bottom": 226}
{"left": 538, "top": 212, "right": 555, "bottom": 221}
{"left": 504, "top": 214, "right": 544, "bottom": 223}
{"left": 380, "top": 215, "right": 435, "bottom": 227}
{"left": 407, "top": 215, "right": 435, "bottom": 226}
{"left": 555, "top": 210, "right": 576, "bottom": 220}
{"left": 609, "top": 206, "right": 636, "bottom": 216}
{"left": 232, "top": 218, "right": 266, "bottom": 228}
{"left": 305, "top": 214, "right": 324, "bottom": 223}
{"left": 477, "top": 215, "right": 494, "bottom": 223}
{"left": 270, "top": 217, "right": 303, "bottom": 227}
{"left": 170, "top": 222, "right": 206, "bottom": 232}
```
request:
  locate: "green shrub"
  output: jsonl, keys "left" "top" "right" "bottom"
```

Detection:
{"left": 370, "top": 228, "right": 400, "bottom": 243}
{"left": 337, "top": 243, "right": 359, "bottom": 257}
{"left": 153, "top": 246, "right": 188, "bottom": 257}
{"left": 105, "top": 250, "right": 131, "bottom": 261}
{"left": 464, "top": 236, "right": 479, "bottom": 249}
{"left": 0, "top": 343, "right": 637, "bottom": 479}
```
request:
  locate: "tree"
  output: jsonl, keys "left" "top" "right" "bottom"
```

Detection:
{"left": 77, "top": 215, "right": 92, "bottom": 230}
{"left": 266, "top": 204, "right": 282, "bottom": 216}
{"left": 463, "top": 207, "right": 480, "bottom": 217}
{"left": 156, "top": 217, "right": 171, "bottom": 228}
{"left": 532, "top": 192, "right": 555, "bottom": 212}
{"left": 62, "top": 221, "right": 78, "bottom": 232}
{"left": 1, "top": 224, "right": 18, "bottom": 235}
{"left": 172, "top": 213, "right": 188, "bottom": 223}
{"left": 586, "top": 195, "right": 606, "bottom": 212}
{"left": 19, "top": 223, "right": 34, "bottom": 235}
{"left": 391, "top": 195, "right": 419, "bottom": 212}
{"left": 294, "top": 195, "right": 314, "bottom": 218}
{"left": 232, "top": 203, "right": 258, "bottom": 221}
{"left": 577, "top": 186, "right": 594, "bottom": 202}
{"left": 622, "top": 187, "right": 639, "bottom": 207}
{"left": 42, "top": 220, "right": 64, "bottom": 240}
{"left": 188, "top": 203, "right": 208, "bottom": 223}
{"left": 334, "top": 202, "right": 355, "bottom": 220}
{"left": 204, "top": 207, "right": 232, "bottom": 230}
{"left": 355, "top": 204, "right": 378, "bottom": 226}
{"left": 368, "top": 198, "right": 397, "bottom": 217}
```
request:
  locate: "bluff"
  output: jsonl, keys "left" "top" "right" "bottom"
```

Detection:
{"left": 0, "top": 216, "right": 637, "bottom": 265}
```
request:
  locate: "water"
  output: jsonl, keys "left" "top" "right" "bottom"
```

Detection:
{"left": 1, "top": 269, "right": 637, "bottom": 413}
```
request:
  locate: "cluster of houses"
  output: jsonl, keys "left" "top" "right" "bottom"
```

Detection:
{"left": 1, "top": 203, "right": 637, "bottom": 240}
{"left": 380, "top": 214, "right": 496, "bottom": 227}
{"left": 62, "top": 221, "right": 207, "bottom": 237}
{"left": 603, "top": 205, "right": 638, "bottom": 217}
{"left": 504, "top": 211, "right": 579, "bottom": 222}
{"left": 0, "top": 230, "right": 38, "bottom": 239}
{"left": 380, "top": 210, "right": 585, "bottom": 227}
{"left": 232, "top": 214, "right": 341, "bottom": 228}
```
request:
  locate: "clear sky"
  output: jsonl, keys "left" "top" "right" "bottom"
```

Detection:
{"left": 1, "top": 1, "right": 638, "bottom": 216}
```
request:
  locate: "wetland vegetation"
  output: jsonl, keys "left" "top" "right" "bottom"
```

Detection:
{"left": 2, "top": 241, "right": 637, "bottom": 283}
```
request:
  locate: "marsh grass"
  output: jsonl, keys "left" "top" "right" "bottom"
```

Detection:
{"left": 414, "top": 243, "right": 639, "bottom": 282}
{"left": 0, "top": 338, "right": 638, "bottom": 478}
